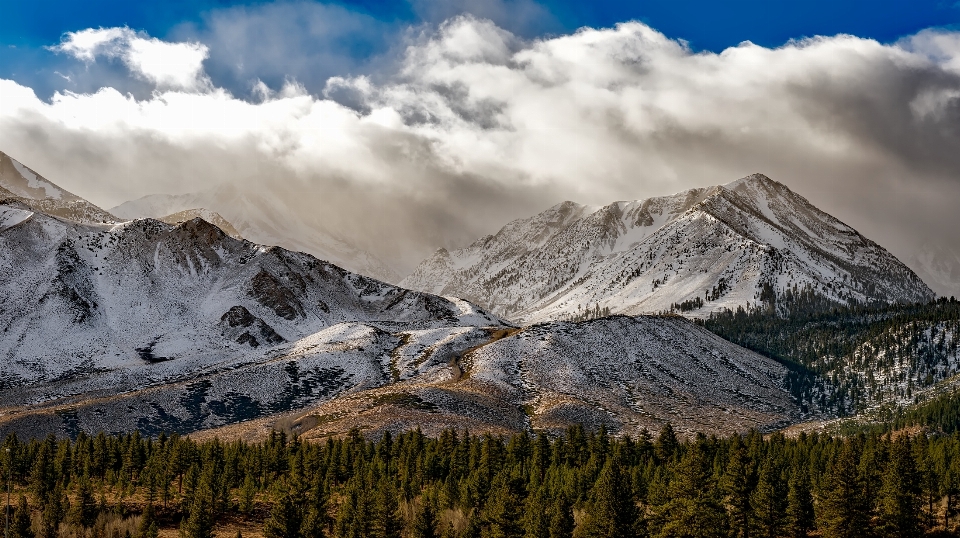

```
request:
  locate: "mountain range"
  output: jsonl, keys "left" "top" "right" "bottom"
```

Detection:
{"left": 402, "top": 174, "right": 933, "bottom": 323}
{"left": 0, "top": 149, "right": 951, "bottom": 441}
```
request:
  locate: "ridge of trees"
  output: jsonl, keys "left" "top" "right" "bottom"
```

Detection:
{"left": 3, "top": 424, "right": 960, "bottom": 537}
{"left": 700, "top": 296, "right": 960, "bottom": 415}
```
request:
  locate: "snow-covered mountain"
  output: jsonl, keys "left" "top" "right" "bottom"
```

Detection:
{"left": 402, "top": 174, "right": 934, "bottom": 323}
{"left": 111, "top": 187, "right": 399, "bottom": 283}
{"left": 0, "top": 202, "right": 501, "bottom": 390}
{"left": 0, "top": 151, "right": 117, "bottom": 224}
{"left": 0, "top": 195, "right": 805, "bottom": 439}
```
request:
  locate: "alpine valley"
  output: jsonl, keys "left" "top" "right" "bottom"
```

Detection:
{"left": 2, "top": 149, "right": 958, "bottom": 443}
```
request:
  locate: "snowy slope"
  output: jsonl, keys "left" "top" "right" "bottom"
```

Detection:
{"left": 0, "top": 151, "right": 117, "bottom": 224}
{"left": 194, "top": 315, "right": 800, "bottom": 441}
{"left": 111, "top": 186, "right": 399, "bottom": 283}
{"left": 464, "top": 315, "right": 799, "bottom": 436}
{"left": 402, "top": 174, "right": 934, "bottom": 323}
{"left": 0, "top": 202, "right": 503, "bottom": 390}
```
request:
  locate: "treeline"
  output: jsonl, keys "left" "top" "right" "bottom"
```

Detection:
{"left": 701, "top": 297, "right": 960, "bottom": 415}
{"left": 3, "top": 425, "right": 960, "bottom": 537}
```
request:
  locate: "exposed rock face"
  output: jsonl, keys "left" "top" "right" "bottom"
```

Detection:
{"left": 402, "top": 174, "right": 934, "bottom": 323}
{"left": 219, "top": 305, "right": 285, "bottom": 347}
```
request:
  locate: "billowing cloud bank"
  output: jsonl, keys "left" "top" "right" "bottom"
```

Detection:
{"left": 2, "top": 16, "right": 960, "bottom": 276}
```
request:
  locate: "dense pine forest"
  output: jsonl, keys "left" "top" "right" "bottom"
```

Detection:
{"left": 701, "top": 296, "right": 960, "bottom": 415}
{"left": 3, "top": 425, "right": 960, "bottom": 538}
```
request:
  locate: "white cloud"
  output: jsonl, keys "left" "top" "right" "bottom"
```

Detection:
{"left": 53, "top": 27, "right": 210, "bottom": 91}
{"left": 6, "top": 17, "right": 960, "bottom": 274}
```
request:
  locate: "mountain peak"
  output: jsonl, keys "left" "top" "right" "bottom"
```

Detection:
{"left": 0, "top": 150, "right": 117, "bottom": 224}
{"left": 402, "top": 172, "right": 933, "bottom": 322}
{"left": 723, "top": 172, "right": 782, "bottom": 191}
{"left": 159, "top": 208, "right": 243, "bottom": 240}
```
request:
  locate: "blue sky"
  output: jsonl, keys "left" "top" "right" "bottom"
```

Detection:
{"left": 3, "top": 0, "right": 959, "bottom": 99}
{"left": 4, "top": 0, "right": 959, "bottom": 48}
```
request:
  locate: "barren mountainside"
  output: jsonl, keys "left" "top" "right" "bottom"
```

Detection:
{"left": 401, "top": 174, "right": 934, "bottom": 323}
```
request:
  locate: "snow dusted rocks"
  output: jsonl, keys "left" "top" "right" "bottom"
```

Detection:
{"left": 401, "top": 173, "right": 934, "bottom": 323}
{"left": 194, "top": 315, "right": 799, "bottom": 442}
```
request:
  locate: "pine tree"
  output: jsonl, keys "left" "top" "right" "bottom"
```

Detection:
{"left": 586, "top": 456, "right": 638, "bottom": 538}
{"left": 654, "top": 424, "right": 679, "bottom": 464}
{"left": 547, "top": 494, "right": 574, "bottom": 538}
{"left": 70, "top": 472, "right": 98, "bottom": 529}
{"left": 39, "top": 487, "right": 66, "bottom": 538}
{"left": 179, "top": 487, "right": 215, "bottom": 538}
{"left": 522, "top": 488, "right": 548, "bottom": 538}
{"left": 722, "top": 438, "right": 753, "bottom": 538}
{"left": 480, "top": 472, "right": 523, "bottom": 538}
{"left": 239, "top": 474, "right": 257, "bottom": 514}
{"left": 785, "top": 467, "right": 814, "bottom": 538}
{"left": 751, "top": 459, "right": 786, "bottom": 538}
{"left": 263, "top": 487, "right": 304, "bottom": 538}
{"left": 651, "top": 443, "right": 727, "bottom": 538}
{"left": 875, "top": 438, "right": 922, "bottom": 538}
{"left": 816, "top": 442, "right": 868, "bottom": 538}
{"left": 11, "top": 495, "right": 35, "bottom": 538}
{"left": 138, "top": 503, "right": 160, "bottom": 538}
{"left": 411, "top": 497, "right": 438, "bottom": 538}
{"left": 370, "top": 479, "right": 401, "bottom": 538}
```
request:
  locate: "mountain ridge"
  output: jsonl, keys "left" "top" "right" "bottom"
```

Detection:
{"left": 401, "top": 173, "right": 934, "bottom": 323}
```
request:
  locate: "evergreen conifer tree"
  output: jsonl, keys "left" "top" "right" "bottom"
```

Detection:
{"left": 875, "top": 438, "right": 922, "bottom": 538}
{"left": 11, "top": 495, "right": 35, "bottom": 538}
{"left": 138, "top": 504, "right": 160, "bottom": 538}
{"left": 480, "top": 472, "right": 523, "bottom": 538}
{"left": 816, "top": 442, "right": 868, "bottom": 538}
{"left": 179, "top": 487, "right": 215, "bottom": 538}
{"left": 651, "top": 443, "right": 727, "bottom": 538}
{"left": 547, "top": 494, "right": 574, "bottom": 538}
{"left": 522, "top": 488, "right": 548, "bottom": 538}
{"left": 371, "top": 478, "right": 401, "bottom": 538}
{"left": 785, "top": 467, "right": 814, "bottom": 538}
{"left": 722, "top": 438, "right": 753, "bottom": 538}
{"left": 39, "top": 487, "right": 66, "bottom": 538}
{"left": 586, "top": 456, "right": 638, "bottom": 538}
{"left": 263, "top": 486, "right": 304, "bottom": 538}
{"left": 750, "top": 459, "right": 786, "bottom": 538}
{"left": 654, "top": 424, "right": 679, "bottom": 464}
{"left": 70, "top": 472, "right": 98, "bottom": 529}
{"left": 411, "top": 497, "right": 438, "bottom": 538}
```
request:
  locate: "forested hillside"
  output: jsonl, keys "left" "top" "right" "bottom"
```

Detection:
{"left": 701, "top": 297, "right": 960, "bottom": 416}
{"left": 2, "top": 426, "right": 960, "bottom": 538}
